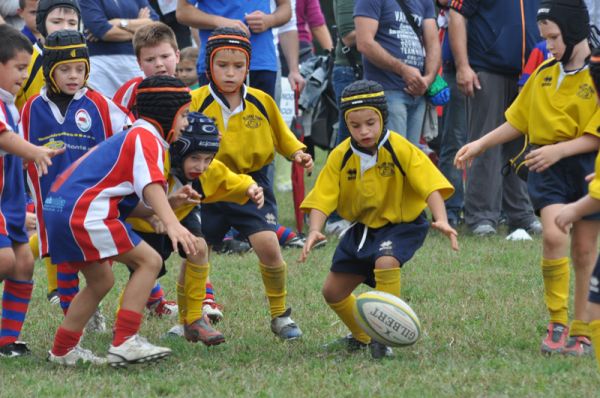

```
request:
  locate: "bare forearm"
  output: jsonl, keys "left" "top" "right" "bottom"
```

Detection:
{"left": 341, "top": 31, "right": 356, "bottom": 47}
{"left": 572, "top": 195, "right": 600, "bottom": 219}
{"left": 176, "top": 0, "right": 223, "bottom": 29}
{"left": 427, "top": 191, "right": 449, "bottom": 223}
{"left": 311, "top": 24, "right": 333, "bottom": 51}
{"left": 279, "top": 30, "right": 300, "bottom": 73}
{"left": 357, "top": 36, "right": 404, "bottom": 75}
{"left": 272, "top": 0, "right": 292, "bottom": 28}
{"left": 554, "top": 134, "right": 600, "bottom": 158}
{"left": 480, "top": 122, "right": 523, "bottom": 151}
{"left": 308, "top": 209, "right": 328, "bottom": 233}
{"left": 142, "top": 183, "right": 179, "bottom": 227}
{"left": 0, "top": 132, "right": 41, "bottom": 161}
{"left": 448, "top": 10, "right": 469, "bottom": 69}
{"left": 422, "top": 20, "right": 441, "bottom": 84}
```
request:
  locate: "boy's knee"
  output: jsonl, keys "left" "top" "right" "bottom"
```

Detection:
{"left": 322, "top": 285, "right": 338, "bottom": 304}
{"left": 143, "top": 251, "right": 163, "bottom": 275}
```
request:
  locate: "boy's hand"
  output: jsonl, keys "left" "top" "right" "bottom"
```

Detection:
{"left": 168, "top": 185, "right": 201, "bottom": 209}
{"left": 299, "top": 230, "right": 326, "bottom": 262}
{"left": 25, "top": 212, "right": 36, "bottom": 231}
{"left": 555, "top": 204, "right": 580, "bottom": 234}
{"left": 293, "top": 151, "right": 314, "bottom": 174}
{"left": 245, "top": 11, "right": 273, "bottom": 33}
{"left": 431, "top": 220, "right": 459, "bottom": 251}
{"left": 165, "top": 222, "right": 200, "bottom": 255}
{"left": 34, "top": 146, "right": 65, "bottom": 175}
{"left": 247, "top": 183, "right": 264, "bottom": 209}
{"left": 454, "top": 141, "right": 483, "bottom": 170}
{"left": 586, "top": 172, "right": 596, "bottom": 182}
{"left": 218, "top": 16, "right": 251, "bottom": 36}
{"left": 525, "top": 144, "right": 562, "bottom": 173}
{"left": 138, "top": 7, "right": 151, "bottom": 19}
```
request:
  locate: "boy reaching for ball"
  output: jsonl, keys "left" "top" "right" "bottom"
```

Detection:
{"left": 300, "top": 80, "right": 458, "bottom": 359}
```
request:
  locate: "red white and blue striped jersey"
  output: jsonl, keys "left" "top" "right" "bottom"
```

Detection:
{"left": 113, "top": 76, "right": 142, "bottom": 114}
{"left": 44, "top": 119, "right": 168, "bottom": 263}
{"left": 22, "top": 87, "right": 132, "bottom": 256}
{"left": 0, "top": 89, "right": 28, "bottom": 245}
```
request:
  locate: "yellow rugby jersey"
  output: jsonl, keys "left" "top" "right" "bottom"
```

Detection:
{"left": 128, "top": 158, "right": 254, "bottom": 233}
{"left": 301, "top": 132, "right": 454, "bottom": 228}
{"left": 16, "top": 43, "right": 45, "bottom": 111}
{"left": 190, "top": 85, "right": 306, "bottom": 174}
{"left": 589, "top": 152, "right": 600, "bottom": 201}
{"left": 506, "top": 58, "right": 600, "bottom": 145}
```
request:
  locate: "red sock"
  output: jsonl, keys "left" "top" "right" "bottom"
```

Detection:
{"left": 112, "top": 309, "right": 142, "bottom": 347}
{"left": 51, "top": 327, "right": 82, "bottom": 356}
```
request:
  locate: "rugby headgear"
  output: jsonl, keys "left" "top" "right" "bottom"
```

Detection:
{"left": 340, "top": 80, "right": 388, "bottom": 133}
{"left": 43, "top": 30, "right": 89, "bottom": 94}
{"left": 537, "top": 0, "right": 590, "bottom": 64}
{"left": 170, "top": 112, "right": 220, "bottom": 182}
{"left": 205, "top": 27, "right": 251, "bottom": 91}
{"left": 590, "top": 48, "right": 600, "bottom": 98}
{"left": 36, "top": 0, "right": 81, "bottom": 38}
{"left": 135, "top": 75, "right": 191, "bottom": 143}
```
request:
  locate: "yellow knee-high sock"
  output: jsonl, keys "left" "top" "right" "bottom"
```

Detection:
{"left": 28, "top": 232, "right": 38, "bottom": 258}
{"left": 44, "top": 257, "right": 58, "bottom": 294}
{"left": 570, "top": 319, "right": 590, "bottom": 338}
{"left": 590, "top": 320, "right": 600, "bottom": 371}
{"left": 542, "top": 257, "right": 570, "bottom": 325}
{"left": 328, "top": 295, "right": 371, "bottom": 344}
{"left": 176, "top": 282, "right": 186, "bottom": 326}
{"left": 259, "top": 262, "right": 286, "bottom": 318}
{"left": 184, "top": 261, "right": 209, "bottom": 324}
{"left": 374, "top": 268, "right": 401, "bottom": 297}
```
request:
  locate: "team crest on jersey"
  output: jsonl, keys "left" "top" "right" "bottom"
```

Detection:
{"left": 265, "top": 212, "right": 276, "bottom": 225}
{"left": 379, "top": 240, "right": 393, "bottom": 255}
{"left": 378, "top": 162, "right": 395, "bottom": 177}
{"left": 577, "top": 84, "right": 594, "bottom": 100}
{"left": 243, "top": 115, "right": 263, "bottom": 129}
{"left": 75, "top": 109, "right": 92, "bottom": 132}
{"left": 347, "top": 168, "right": 357, "bottom": 180}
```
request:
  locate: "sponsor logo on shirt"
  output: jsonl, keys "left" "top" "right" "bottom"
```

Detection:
{"left": 347, "top": 168, "right": 357, "bottom": 181}
{"left": 541, "top": 76, "right": 553, "bottom": 87}
{"left": 75, "top": 109, "right": 92, "bottom": 132}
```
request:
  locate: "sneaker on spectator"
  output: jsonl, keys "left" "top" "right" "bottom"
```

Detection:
{"left": 85, "top": 308, "right": 107, "bottom": 333}
{"left": 541, "top": 322, "right": 569, "bottom": 355}
{"left": 202, "top": 299, "right": 224, "bottom": 323}
{"left": 369, "top": 340, "right": 394, "bottom": 359}
{"left": 271, "top": 308, "right": 302, "bottom": 340}
{"left": 0, "top": 341, "right": 30, "bottom": 357}
{"left": 47, "top": 289, "right": 60, "bottom": 305}
{"left": 48, "top": 345, "right": 107, "bottom": 366}
{"left": 323, "top": 334, "right": 368, "bottom": 353}
{"left": 184, "top": 314, "right": 225, "bottom": 346}
{"left": 561, "top": 335, "right": 593, "bottom": 356}
{"left": 148, "top": 299, "right": 178, "bottom": 318}
{"left": 325, "top": 219, "right": 351, "bottom": 238}
{"left": 107, "top": 334, "right": 171, "bottom": 367}
{"left": 526, "top": 220, "right": 543, "bottom": 235}
{"left": 472, "top": 224, "right": 496, "bottom": 236}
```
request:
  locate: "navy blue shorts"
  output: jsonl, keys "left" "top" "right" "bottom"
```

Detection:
{"left": 527, "top": 152, "right": 600, "bottom": 220}
{"left": 589, "top": 255, "right": 600, "bottom": 304}
{"left": 132, "top": 206, "right": 204, "bottom": 278}
{"left": 201, "top": 167, "right": 277, "bottom": 246}
{"left": 331, "top": 214, "right": 429, "bottom": 287}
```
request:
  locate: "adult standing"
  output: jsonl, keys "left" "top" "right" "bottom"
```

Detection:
{"left": 448, "top": 0, "right": 541, "bottom": 235}
{"left": 175, "top": 0, "right": 291, "bottom": 98}
{"left": 79, "top": 0, "right": 159, "bottom": 98}
{"left": 354, "top": 0, "right": 441, "bottom": 145}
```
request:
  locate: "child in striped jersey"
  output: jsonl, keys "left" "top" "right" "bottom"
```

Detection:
{"left": 0, "top": 25, "right": 63, "bottom": 358}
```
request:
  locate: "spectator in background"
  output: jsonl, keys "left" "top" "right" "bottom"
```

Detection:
{"left": 436, "top": 0, "right": 467, "bottom": 228}
{"left": 0, "top": 0, "right": 25, "bottom": 29}
{"left": 80, "top": 0, "right": 159, "bottom": 98}
{"left": 354, "top": 0, "right": 441, "bottom": 146}
{"left": 448, "top": 0, "right": 541, "bottom": 236}
{"left": 18, "top": 0, "right": 42, "bottom": 43}
{"left": 176, "top": 46, "right": 199, "bottom": 89}
{"left": 584, "top": 0, "right": 599, "bottom": 28}
{"left": 149, "top": 0, "right": 192, "bottom": 49}
{"left": 176, "top": 0, "right": 292, "bottom": 98}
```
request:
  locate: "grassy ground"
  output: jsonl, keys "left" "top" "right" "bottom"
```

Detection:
{"left": 2, "top": 150, "right": 599, "bottom": 397}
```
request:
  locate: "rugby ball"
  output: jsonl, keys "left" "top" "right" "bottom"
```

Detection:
{"left": 353, "top": 291, "right": 421, "bottom": 347}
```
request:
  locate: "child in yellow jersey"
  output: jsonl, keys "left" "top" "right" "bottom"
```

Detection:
{"left": 128, "top": 112, "right": 264, "bottom": 345}
{"left": 300, "top": 80, "right": 458, "bottom": 359}
{"left": 455, "top": 0, "right": 600, "bottom": 356}
{"left": 555, "top": 48, "right": 600, "bottom": 369}
{"left": 190, "top": 27, "right": 313, "bottom": 340}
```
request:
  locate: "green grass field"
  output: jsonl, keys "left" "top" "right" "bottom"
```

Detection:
{"left": 1, "top": 150, "right": 599, "bottom": 397}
